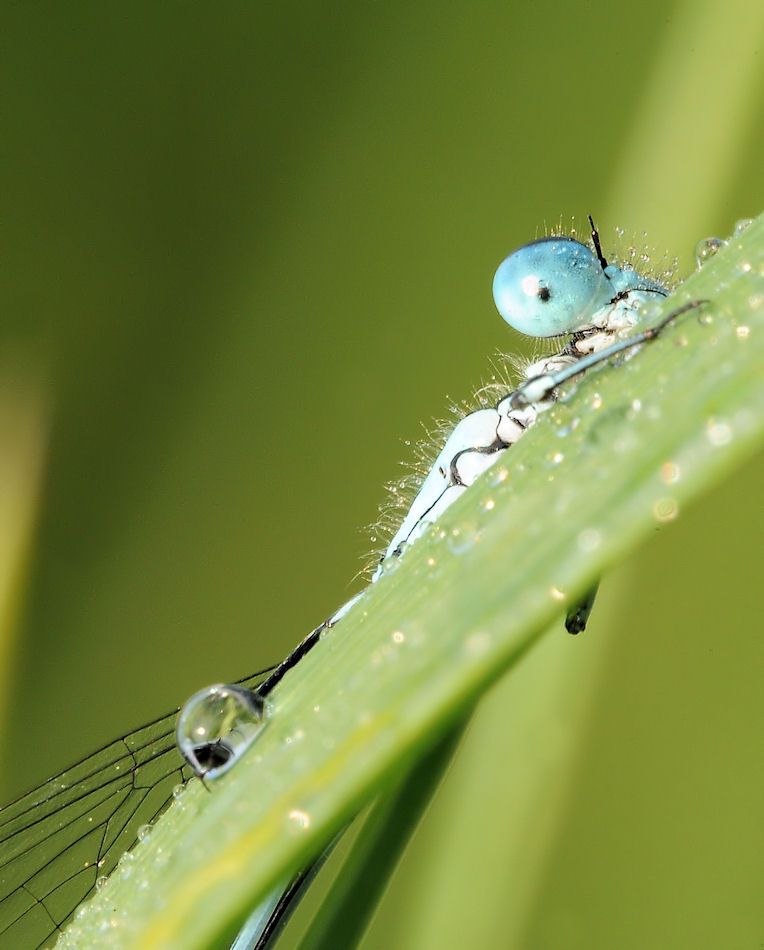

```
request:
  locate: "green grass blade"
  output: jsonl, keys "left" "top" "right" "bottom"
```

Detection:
{"left": 296, "top": 722, "right": 467, "bottom": 950}
{"left": 56, "top": 215, "right": 764, "bottom": 950}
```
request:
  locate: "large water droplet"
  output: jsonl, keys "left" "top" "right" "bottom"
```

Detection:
{"left": 694, "top": 237, "right": 726, "bottom": 268}
{"left": 176, "top": 684, "right": 270, "bottom": 780}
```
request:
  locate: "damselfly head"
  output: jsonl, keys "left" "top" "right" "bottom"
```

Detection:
{"left": 493, "top": 238, "right": 614, "bottom": 338}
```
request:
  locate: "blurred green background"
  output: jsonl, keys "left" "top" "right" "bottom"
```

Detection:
{"left": 2, "top": 1, "right": 762, "bottom": 948}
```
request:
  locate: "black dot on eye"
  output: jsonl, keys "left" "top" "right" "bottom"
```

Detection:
{"left": 537, "top": 286, "right": 551, "bottom": 302}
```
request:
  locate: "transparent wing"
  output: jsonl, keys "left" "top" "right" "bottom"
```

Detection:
{"left": 0, "top": 672, "right": 266, "bottom": 950}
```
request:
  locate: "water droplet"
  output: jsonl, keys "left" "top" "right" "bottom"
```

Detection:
{"left": 738, "top": 259, "right": 752, "bottom": 274}
{"left": 660, "top": 461, "right": 681, "bottom": 485}
{"left": 95, "top": 875, "right": 108, "bottom": 891}
{"left": 733, "top": 217, "right": 753, "bottom": 235}
{"left": 287, "top": 809, "right": 311, "bottom": 832}
{"left": 136, "top": 824, "right": 152, "bottom": 842}
{"left": 748, "top": 294, "right": 762, "bottom": 311}
{"left": 694, "top": 237, "right": 725, "bottom": 268}
{"left": 392, "top": 630, "right": 405, "bottom": 644}
{"left": 549, "top": 587, "right": 566, "bottom": 602}
{"left": 542, "top": 449, "right": 564, "bottom": 469}
{"left": 446, "top": 528, "right": 472, "bottom": 554}
{"left": 426, "top": 556, "right": 437, "bottom": 568}
{"left": 735, "top": 325, "right": 750, "bottom": 339}
{"left": 100, "top": 914, "right": 121, "bottom": 934}
{"left": 577, "top": 528, "right": 602, "bottom": 552}
{"left": 626, "top": 399, "right": 643, "bottom": 421}
{"left": 464, "top": 631, "right": 491, "bottom": 656}
{"left": 172, "top": 784, "right": 186, "bottom": 800}
{"left": 483, "top": 498, "right": 495, "bottom": 511}
{"left": 653, "top": 497, "right": 679, "bottom": 522}
{"left": 380, "top": 555, "right": 401, "bottom": 575}
{"left": 176, "top": 684, "right": 270, "bottom": 780}
{"left": 490, "top": 466, "right": 509, "bottom": 485}
{"left": 557, "top": 416, "right": 580, "bottom": 437}
{"left": 706, "top": 418, "right": 733, "bottom": 446}
{"left": 590, "top": 393, "right": 603, "bottom": 410}
{"left": 116, "top": 851, "right": 136, "bottom": 882}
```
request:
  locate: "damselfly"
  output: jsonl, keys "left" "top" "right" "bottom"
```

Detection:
{"left": 0, "top": 220, "right": 698, "bottom": 950}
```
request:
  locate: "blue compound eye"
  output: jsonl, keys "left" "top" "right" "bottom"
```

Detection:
{"left": 492, "top": 237, "right": 613, "bottom": 338}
